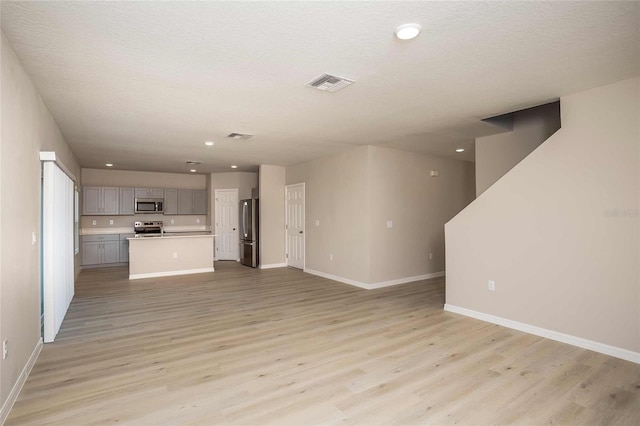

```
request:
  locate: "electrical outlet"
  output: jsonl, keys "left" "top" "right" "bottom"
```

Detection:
{"left": 329, "top": 254, "right": 333, "bottom": 261}
{"left": 387, "top": 220, "right": 393, "bottom": 228}
{"left": 488, "top": 280, "right": 496, "bottom": 291}
{"left": 429, "top": 252, "right": 433, "bottom": 260}
{"left": 173, "top": 252, "right": 178, "bottom": 259}
{"left": 31, "top": 232, "right": 37, "bottom": 246}
{"left": 109, "top": 220, "right": 114, "bottom": 225}
{"left": 196, "top": 219, "right": 200, "bottom": 224}
{"left": 3, "top": 340, "right": 7, "bottom": 360}
{"left": 171, "top": 219, "right": 175, "bottom": 224}
{"left": 92, "top": 220, "right": 97, "bottom": 226}
{"left": 315, "top": 220, "right": 320, "bottom": 226}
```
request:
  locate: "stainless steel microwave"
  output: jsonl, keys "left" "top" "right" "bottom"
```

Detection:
{"left": 135, "top": 198, "right": 164, "bottom": 214}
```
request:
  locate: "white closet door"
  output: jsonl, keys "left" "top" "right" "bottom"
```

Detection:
{"left": 42, "top": 161, "right": 75, "bottom": 343}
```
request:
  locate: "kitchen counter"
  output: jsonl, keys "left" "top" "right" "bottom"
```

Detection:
{"left": 128, "top": 233, "right": 215, "bottom": 280}
{"left": 81, "top": 226, "right": 211, "bottom": 235}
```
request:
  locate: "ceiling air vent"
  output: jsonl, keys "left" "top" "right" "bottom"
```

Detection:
{"left": 305, "top": 73, "right": 354, "bottom": 93}
{"left": 227, "top": 133, "right": 253, "bottom": 140}
{"left": 186, "top": 160, "right": 202, "bottom": 166}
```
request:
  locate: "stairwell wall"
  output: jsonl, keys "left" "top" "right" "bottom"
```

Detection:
{"left": 445, "top": 77, "right": 640, "bottom": 354}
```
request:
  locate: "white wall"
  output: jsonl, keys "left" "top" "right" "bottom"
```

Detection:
{"left": 1, "top": 32, "right": 80, "bottom": 413}
{"left": 259, "top": 165, "right": 285, "bottom": 267}
{"left": 445, "top": 77, "right": 640, "bottom": 354}
{"left": 476, "top": 101, "right": 561, "bottom": 196}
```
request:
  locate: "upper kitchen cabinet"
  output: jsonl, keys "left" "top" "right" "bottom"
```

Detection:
{"left": 135, "top": 188, "right": 164, "bottom": 198}
{"left": 163, "top": 189, "right": 178, "bottom": 215}
{"left": 119, "top": 187, "right": 135, "bottom": 215}
{"left": 83, "top": 186, "right": 119, "bottom": 215}
{"left": 178, "top": 189, "right": 207, "bottom": 215}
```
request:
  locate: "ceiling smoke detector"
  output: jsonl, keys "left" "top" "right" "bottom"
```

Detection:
{"left": 305, "top": 73, "right": 354, "bottom": 93}
{"left": 227, "top": 133, "right": 253, "bottom": 140}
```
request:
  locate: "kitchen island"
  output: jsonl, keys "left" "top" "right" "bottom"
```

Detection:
{"left": 127, "top": 233, "right": 215, "bottom": 280}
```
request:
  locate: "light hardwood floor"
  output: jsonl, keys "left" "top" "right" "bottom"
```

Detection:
{"left": 7, "top": 262, "right": 640, "bottom": 425}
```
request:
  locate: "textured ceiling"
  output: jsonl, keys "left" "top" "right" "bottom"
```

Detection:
{"left": 2, "top": 1, "right": 639, "bottom": 174}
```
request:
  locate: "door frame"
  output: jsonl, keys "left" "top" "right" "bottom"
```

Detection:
{"left": 285, "top": 182, "right": 305, "bottom": 269}
{"left": 214, "top": 188, "right": 239, "bottom": 261}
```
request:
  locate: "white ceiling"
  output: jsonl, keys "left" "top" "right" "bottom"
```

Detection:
{"left": 2, "top": 1, "right": 638, "bottom": 174}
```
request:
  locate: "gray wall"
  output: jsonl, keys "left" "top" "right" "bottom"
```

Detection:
{"left": 259, "top": 165, "right": 285, "bottom": 267}
{"left": 1, "top": 32, "right": 80, "bottom": 410}
{"left": 476, "top": 102, "right": 561, "bottom": 196}
{"left": 287, "top": 145, "right": 475, "bottom": 285}
{"left": 287, "top": 146, "right": 372, "bottom": 282}
{"left": 368, "top": 146, "right": 475, "bottom": 283}
{"left": 446, "top": 77, "right": 640, "bottom": 353}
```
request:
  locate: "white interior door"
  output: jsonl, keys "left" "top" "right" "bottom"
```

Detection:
{"left": 215, "top": 189, "right": 238, "bottom": 261}
{"left": 286, "top": 183, "right": 305, "bottom": 269}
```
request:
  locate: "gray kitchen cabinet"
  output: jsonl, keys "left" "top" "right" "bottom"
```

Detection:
{"left": 81, "top": 235, "right": 120, "bottom": 265}
{"left": 83, "top": 186, "right": 119, "bottom": 215}
{"left": 178, "top": 189, "right": 207, "bottom": 215}
{"left": 192, "top": 189, "right": 207, "bottom": 214}
{"left": 135, "top": 188, "right": 164, "bottom": 198}
{"left": 119, "top": 234, "right": 131, "bottom": 263}
{"left": 119, "top": 187, "right": 135, "bottom": 215}
{"left": 163, "top": 189, "right": 178, "bottom": 215}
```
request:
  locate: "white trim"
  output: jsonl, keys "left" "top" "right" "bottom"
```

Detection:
{"left": 129, "top": 267, "right": 214, "bottom": 280}
{"left": 0, "top": 339, "right": 43, "bottom": 424}
{"left": 304, "top": 268, "right": 445, "bottom": 290}
{"left": 259, "top": 263, "right": 287, "bottom": 269}
{"left": 39, "top": 151, "right": 77, "bottom": 182}
{"left": 443, "top": 304, "right": 640, "bottom": 365}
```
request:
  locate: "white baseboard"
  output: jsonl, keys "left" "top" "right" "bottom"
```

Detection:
{"left": 259, "top": 263, "right": 287, "bottom": 270}
{"left": 129, "top": 267, "right": 214, "bottom": 280}
{"left": 444, "top": 304, "right": 640, "bottom": 365}
{"left": 304, "top": 269, "right": 445, "bottom": 290}
{"left": 1, "top": 338, "right": 43, "bottom": 424}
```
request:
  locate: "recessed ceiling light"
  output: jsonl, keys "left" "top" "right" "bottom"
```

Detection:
{"left": 230, "top": 165, "right": 238, "bottom": 169}
{"left": 105, "top": 163, "right": 114, "bottom": 167}
{"left": 204, "top": 141, "right": 214, "bottom": 146}
{"left": 190, "top": 169, "right": 197, "bottom": 173}
{"left": 456, "top": 148, "right": 465, "bottom": 153}
{"left": 395, "top": 23, "right": 422, "bottom": 40}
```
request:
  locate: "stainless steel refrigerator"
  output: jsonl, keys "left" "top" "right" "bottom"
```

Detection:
{"left": 240, "top": 198, "right": 259, "bottom": 267}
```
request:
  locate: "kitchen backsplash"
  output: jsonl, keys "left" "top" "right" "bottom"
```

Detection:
{"left": 80, "top": 214, "right": 207, "bottom": 229}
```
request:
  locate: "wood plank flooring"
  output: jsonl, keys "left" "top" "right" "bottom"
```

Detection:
{"left": 6, "top": 262, "right": 640, "bottom": 425}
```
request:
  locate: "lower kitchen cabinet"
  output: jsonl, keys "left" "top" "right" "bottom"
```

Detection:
{"left": 119, "top": 234, "right": 130, "bottom": 263}
{"left": 81, "top": 235, "right": 120, "bottom": 265}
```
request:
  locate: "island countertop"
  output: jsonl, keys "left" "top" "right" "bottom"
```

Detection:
{"left": 127, "top": 232, "right": 216, "bottom": 240}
